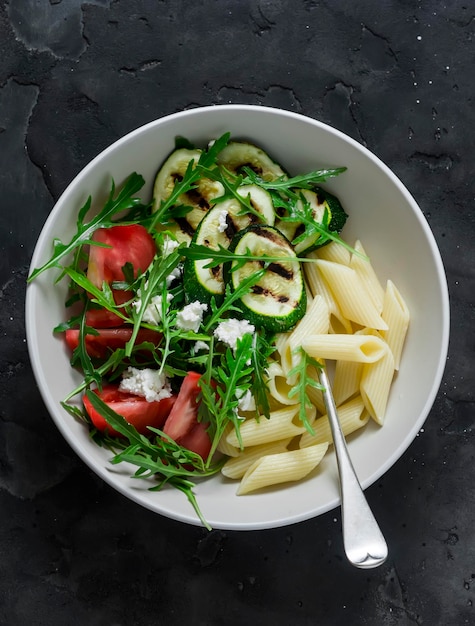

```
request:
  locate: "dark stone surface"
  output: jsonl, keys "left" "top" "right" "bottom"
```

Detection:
{"left": 1, "top": 1, "right": 474, "bottom": 624}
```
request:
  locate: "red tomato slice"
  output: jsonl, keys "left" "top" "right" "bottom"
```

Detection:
{"left": 163, "top": 372, "right": 212, "bottom": 460}
{"left": 179, "top": 421, "right": 212, "bottom": 461}
{"left": 85, "top": 289, "right": 133, "bottom": 328}
{"left": 65, "top": 327, "right": 161, "bottom": 359}
{"left": 87, "top": 224, "right": 156, "bottom": 289}
{"left": 85, "top": 307, "right": 125, "bottom": 328}
{"left": 83, "top": 384, "right": 176, "bottom": 437}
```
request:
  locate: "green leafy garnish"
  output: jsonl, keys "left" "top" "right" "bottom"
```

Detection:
{"left": 181, "top": 242, "right": 358, "bottom": 267}
{"left": 241, "top": 166, "right": 347, "bottom": 191}
{"left": 288, "top": 348, "right": 325, "bottom": 435}
{"left": 125, "top": 247, "right": 184, "bottom": 357}
{"left": 84, "top": 389, "right": 220, "bottom": 530}
{"left": 28, "top": 131, "right": 357, "bottom": 529}
{"left": 199, "top": 333, "right": 255, "bottom": 458}
{"left": 148, "top": 133, "right": 231, "bottom": 231}
{"left": 28, "top": 172, "right": 147, "bottom": 281}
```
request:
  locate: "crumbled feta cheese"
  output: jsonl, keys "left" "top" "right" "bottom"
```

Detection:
{"left": 119, "top": 367, "right": 172, "bottom": 402}
{"left": 218, "top": 210, "right": 228, "bottom": 233}
{"left": 133, "top": 293, "right": 173, "bottom": 325}
{"left": 176, "top": 301, "right": 208, "bottom": 332}
{"left": 162, "top": 236, "right": 180, "bottom": 257}
{"left": 213, "top": 318, "right": 255, "bottom": 351}
{"left": 236, "top": 389, "right": 256, "bottom": 412}
{"left": 194, "top": 340, "right": 209, "bottom": 352}
{"left": 166, "top": 263, "right": 182, "bottom": 286}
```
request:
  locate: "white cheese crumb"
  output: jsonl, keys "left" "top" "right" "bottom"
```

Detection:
{"left": 176, "top": 301, "right": 208, "bottom": 332}
{"left": 194, "top": 340, "right": 209, "bottom": 352}
{"left": 213, "top": 318, "right": 255, "bottom": 351}
{"left": 119, "top": 367, "right": 172, "bottom": 402}
{"left": 166, "top": 263, "right": 182, "bottom": 286}
{"left": 236, "top": 389, "right": 256, "bottom": 412}
{"left": 217, "top": 210, "right": 228, "bottom": 232}
{"left": 133, "top": 293, "right": 173, "bottom": 325}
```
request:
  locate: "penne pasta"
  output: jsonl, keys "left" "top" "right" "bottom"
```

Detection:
{"left": 225, "top": 405, "right": 307, "bottom": 448}
{"left": 332, "top": 358, "right": 363, "bottom": 406}
{"left": 288, "top": 294, "right": 330, "bottom": 345}
{"left": 316, "top": 259, "right": 388, "bottom": 330}
{"left": 265, "top": 361, "right": 299, "bottom": 406}
{"left": 381, "top": 280, "right": 410, "bottom": 370}
{"left": 350, "top": 240, "right": 385, "bottom": 313}
{"left": 304, "top": 255, "right": 353, "bottom": 333}
{"left": 277, "top": 295, "right": 330, "bottom": 381}
{"left": 220, "top": 238, "right": 408, "bottom": 495}
{"left": 221, "top": 439, "right": 292, "bottom": 479}
{"left": 316, "top": 240, "right": 351, "bottom": 265}
{"left": 360, "top": 345, "right": 395, "bottom": 424}
{"left": 299, "top": 395, "right": 368, "bottom": 448}
{"left": 236, "top": 444, "right": 329, "bottom": 495}
{"left": 302, "top": 333, "right": 388, "bottom": 363}
{"left": 216, "top": 422, "right": 241, "bottom": 457}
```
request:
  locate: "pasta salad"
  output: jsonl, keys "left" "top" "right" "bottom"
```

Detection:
{"left": 28, "top": 133, "right": 409, "bottom": 528}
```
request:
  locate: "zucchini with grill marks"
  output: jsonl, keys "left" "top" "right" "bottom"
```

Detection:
{"left": 228, "top": 225, "right": 306, "bottom": 333}
{"left": 275, "top": 187, "right": 348, "bottom": 255}
{"left": 216, "top": 141, "right": 287, "bottom": 182}
{"left": 152, "top": 148, "right": 224, "bottom": 244}
{"left": 183, "top": 187, "right": 275, "bottom": 304}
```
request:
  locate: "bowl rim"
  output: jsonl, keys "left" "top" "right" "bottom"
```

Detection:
{"left": 25, "top": 104, "right": 450, "bottom": 530}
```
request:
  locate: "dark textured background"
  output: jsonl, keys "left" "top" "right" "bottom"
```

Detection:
{"left": 1, "top": 1, "right": 474, "bottom": 624}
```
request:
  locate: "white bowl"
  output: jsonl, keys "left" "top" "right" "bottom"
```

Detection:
{"left": 25, "top": 105, "right": 450, "bottom": 530}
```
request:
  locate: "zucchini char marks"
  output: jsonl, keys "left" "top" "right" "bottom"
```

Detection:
{"left": 230, "top": 225, "right": 307, "bottom": 333}
{"left": 152, "top": 147, "right": 224, "bottom": 244}
{"left": 216, "top": 141, "right": 288, "bottom": 182}
{"left": 183, "top": 189, "right": 275, "bottom": 305}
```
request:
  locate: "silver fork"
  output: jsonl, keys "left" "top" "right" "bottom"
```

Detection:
{"left": 318, "top": 364, "right": 388, "bottom": 569}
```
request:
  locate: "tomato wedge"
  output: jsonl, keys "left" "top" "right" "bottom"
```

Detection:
{"left": 65, "top": 327, "right": 161, "bottom": 359}
{"left": 85, "top": 307, "right": 125, "bottom": 328}
{"left": 179, "top": 421, "right": 213, "bottom": 461}
{"left": 163, "top": 372, "right": 212, "bottom": 460}
{"left": 87, "top": 224, "right": 156, "bottom": 289}
{"left": 85, "top": 288, "right": 134, "bottom": 328}
{"left": 83, "top": 384, "right": 176, "bottom": 437}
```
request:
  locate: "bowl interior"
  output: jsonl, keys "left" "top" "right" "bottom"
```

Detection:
{"left": 26, "top": 105, "right": 449, "bottom": 530}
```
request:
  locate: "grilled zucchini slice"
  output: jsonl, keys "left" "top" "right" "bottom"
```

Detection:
{"left": 183, "top": 186, "right": 275, "bottom": 303}
{"left": 152, "top": 148, "right": 224, "bottom": 244}
{"left": 228, "top": 225, "right": 306, "bottom": 332}
{"left": 216, "top": 141, "right": 287, "bottom": 182}
{"left": 276, "top": 188, "right": 348, "bottom": 255}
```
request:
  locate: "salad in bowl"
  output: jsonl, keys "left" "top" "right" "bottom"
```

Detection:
{"left": 26, "top": 106, "right": 449, "bottom": 530}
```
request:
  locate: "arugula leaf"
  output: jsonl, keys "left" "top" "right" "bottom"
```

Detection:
{"left": 250, "top": 331, "right": 275, "bottom": 419}
{"left": 125, "top": 247, "right": 184, "bottom": 356}
{"left": 73, "top": 303, "right": 102, "bottom": 390}
{"left": 61, "top": 266, "right": 132, "bottom": 324}
{"left": 199, "top": 333, "right": 255, "bottom": 461}
{"left": 84, "top": 389, "right": 221, "bottom": 530}
{"left": 148, "top": 133, "right": 231, "bottom": 231}
{"left": 28, "top": 173, "right": 146, "bottom": 281}
{"left": 241, "top": 166, "right": 347, "bottom": 191}
{"left": 196, "top": 164, "right": 265, "bottom": 221}
{"left": 181, "top": 242, "right": 348, "bottom": 267}
{"left": 288, "top": 348, "right": 325, "bottom": 435}
{"left": 203, "top": 268, "right": 267, "bottom": 332}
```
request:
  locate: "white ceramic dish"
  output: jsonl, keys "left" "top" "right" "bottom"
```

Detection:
{"left": 25, "top": 105, "right": 450, "bottom": 530}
